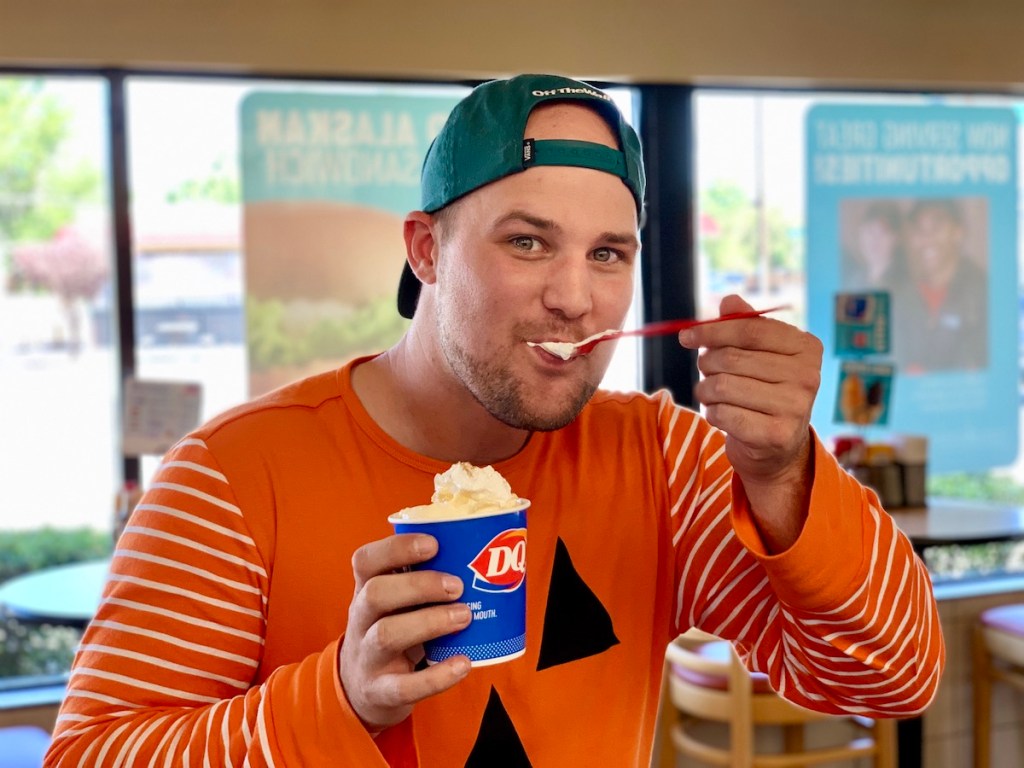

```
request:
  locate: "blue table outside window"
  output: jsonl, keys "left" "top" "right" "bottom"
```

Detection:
{"left": 0, "top": 558, "right": 110, "bottom": 630}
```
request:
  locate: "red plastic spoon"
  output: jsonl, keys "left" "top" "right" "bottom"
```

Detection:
{"left": 528, "top": 304, "right": 791, "bottom": 360}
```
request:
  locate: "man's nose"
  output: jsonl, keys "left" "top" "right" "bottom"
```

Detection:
{"left": 541, "top": 257, "right": 593, "bottom": 319}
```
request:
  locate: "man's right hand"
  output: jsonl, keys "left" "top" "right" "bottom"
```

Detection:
{"left": 340, "top": 533, "right": 472, "bottom": 732}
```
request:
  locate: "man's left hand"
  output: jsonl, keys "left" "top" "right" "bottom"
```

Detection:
{"left": 679, "top": 294, "right": 823, "bottom": 550}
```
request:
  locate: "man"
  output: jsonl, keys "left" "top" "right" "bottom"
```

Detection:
{"left": 895, "top": 198, "right": 987, "bottom": 372}
{"left": 45, "top": 75, "right": 943, "bottom": 767}
{"left": 842, "top": 199, "right": 905, "bottom": 293}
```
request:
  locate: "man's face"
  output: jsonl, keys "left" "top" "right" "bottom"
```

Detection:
{"left": 907, "top": 206, "right": 963, "bottom": 284}
{"left": 857, "top": 217, "right": 897, "bottom": 274}
{"left": 430, "top": 103, "right": 640, "bottom": 431}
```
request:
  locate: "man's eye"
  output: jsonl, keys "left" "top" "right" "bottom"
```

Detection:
{"left": 511, "top": 236, "right": 539, "bottom": 251}
{"left": 592, "top": 247, "right": 620, "bottom": 263}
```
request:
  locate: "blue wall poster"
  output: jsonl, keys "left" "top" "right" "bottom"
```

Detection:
{"left": 835, "top": 360, "right": 895, "bottom": 428}
{"left": 834, "top": 291, "right": 891, "bottom": 356}
{"left": 806, "top": 104, "right": 1018, "bottom": 473}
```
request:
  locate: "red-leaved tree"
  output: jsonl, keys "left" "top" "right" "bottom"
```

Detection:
{"left": 12, "top": 227, "right": 109, "bottom": 353}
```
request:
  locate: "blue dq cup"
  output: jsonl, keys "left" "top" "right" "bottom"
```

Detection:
{"left": 389, "top": 502, "right": 529, "bottom": 666}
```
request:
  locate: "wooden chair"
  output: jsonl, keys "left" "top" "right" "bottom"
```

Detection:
{"left": 657, "top": 631, "right": 896, "bottom": 768}
{"left": 973, "top": 604, "right": 1024, "bottom": 768}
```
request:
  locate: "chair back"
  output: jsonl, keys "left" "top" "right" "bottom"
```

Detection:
{"left": 657, "top": 632, "right": 895, "bottom": 768}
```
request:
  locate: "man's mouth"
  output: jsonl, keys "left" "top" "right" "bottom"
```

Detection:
{"left": 526, "top": 340, "right": 580, "bottom": 361}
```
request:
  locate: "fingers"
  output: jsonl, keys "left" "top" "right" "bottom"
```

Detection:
{"left": 352, "top": 533, "right": 438, "bottom": 591}
{"left": 363, "top": 569, "right": 464, "bottom": 615}
{"left": 349, "top": 535, "right": 464, "bottom": 641}
{"left": 694, "top": 346, "right": 812, "bottom": 439}
{"left": 700, "top": 402, "right": 807, "bottom": 458}
{"left": 694, "top": 347, "right": 821, "bottom": 404}
{"left": 363, "top": 603, "right": 472, "bottom": 668}
{"left": 678, "top": 299, "right": 822, "bottom": 402}
{"left": 349, "top": 570, "right": 465, "bottom": 639}
{"left": 719, "top": 292, "right": 754, "bottom": 314}
{"left": 693, "top": 346, "right": 819, "bottom": 433}
{"left": 681, "top": 315, "right": 813, "bottom": 356}
{"left": 680, "top": 298, "right": 822, "bottom": 479}
{"left": 342, "top": 533, "right": 474, "bottom": 731}
{"left": 696, "top": 346, "right": 787, "bottom": 387}
{"left": 696, "top": 369, "right": 805, "bottom": 420}
{"left": 359, "top": 655, "right": 472, "bottom": 727}
{"left": 343, "top": 637, "right": 471, "bottom": 732}
{"left": 679, "top": 295, "right": 812, "bottom": 358}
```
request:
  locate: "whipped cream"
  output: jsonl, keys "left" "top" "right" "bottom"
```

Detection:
{"left": 526, "top": 329, "right": 619, "bottom": 360}
{"left": 391, "top": 462, "right": 524, "bottom": 521}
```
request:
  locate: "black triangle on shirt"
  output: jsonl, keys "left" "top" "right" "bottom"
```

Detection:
{"left": 465, "top": 686, "right": 532, "bottom": 767}
{"left": 536, "top": 537, "right": 619, "bottom": 671}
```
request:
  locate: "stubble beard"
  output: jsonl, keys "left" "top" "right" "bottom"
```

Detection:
{"left": 437, "top": 315, "right": 597, "bottom": 432}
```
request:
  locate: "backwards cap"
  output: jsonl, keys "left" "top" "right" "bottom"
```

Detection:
{"left": 397, "top": 73, "right": 645, "bottom": 319}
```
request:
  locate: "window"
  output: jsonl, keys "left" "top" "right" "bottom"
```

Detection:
{"left": 0, "top": 75, "right": 116, "bottom": 685}
{"left": 694, "top": 89, "right": 1024, "bottom": 582}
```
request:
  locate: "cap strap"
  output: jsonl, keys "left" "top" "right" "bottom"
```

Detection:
{"left": 522, "top": 139, "right": 627, "bottom": 178}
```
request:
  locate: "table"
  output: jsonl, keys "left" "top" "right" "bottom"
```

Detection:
{"left": 890, "top": 499, "right": 1024, "bottom": 551}
{"left": 889, "top": 498, "right": 1024, "bottom": 768}
{"left": 0, "top": 558, "right": 110, "bottom": 630}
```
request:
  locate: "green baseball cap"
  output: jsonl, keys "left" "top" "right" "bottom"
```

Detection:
{"left": 398, "top": 73, "right": 645, "bottom": 319}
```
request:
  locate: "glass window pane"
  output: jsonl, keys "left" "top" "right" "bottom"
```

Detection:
{"left": 602, "top": 88, "right": 643, "bottom": 392}
{"left": 694, "top": 89, "right": 1024, "bottom": 562}
{"left": 0, "top": 75, "right": 116, "bottom": 685}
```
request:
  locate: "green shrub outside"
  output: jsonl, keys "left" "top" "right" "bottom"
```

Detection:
{"left": 0, "top": 526, "right": 111, "bottom": 582}
{"left": 927, "top": 472, "right": 1024, "bottom": 505}
{"left": 0, "top": 619, "right": 81, "bottom": 679}
{"left": 923, "top": 473, "right": 1024, "bottom": 583}
{"left": 246, "top": 295, "right": 408, "bottom": 371}
{"left": 0, "top": 527, "right": 111, "bottom": 680}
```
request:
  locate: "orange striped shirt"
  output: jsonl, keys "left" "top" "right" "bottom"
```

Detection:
{"left": 45, "top": 358, "right": 943, "bottom": 766}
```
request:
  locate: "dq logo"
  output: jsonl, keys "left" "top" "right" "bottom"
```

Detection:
{"left": 468, "top": 528, "right": 527, "bottom": 592}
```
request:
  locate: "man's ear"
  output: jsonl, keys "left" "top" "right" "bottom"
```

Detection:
{"left": 403, "top": 211, "right": 440, "bottom": 286}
